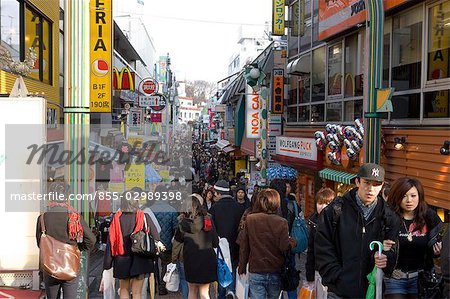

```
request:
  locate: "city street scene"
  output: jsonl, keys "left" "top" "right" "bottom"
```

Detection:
{"left": 0, "top": 0, "right": 449, "bottom": 298}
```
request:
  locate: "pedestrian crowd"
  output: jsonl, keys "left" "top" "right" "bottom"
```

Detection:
{"left": 35, "top": 139, "right": 449, "bottom": 299}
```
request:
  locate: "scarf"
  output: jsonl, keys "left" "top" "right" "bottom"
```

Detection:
{"left": 48, "top": 201, "right": 84, "bottom": 243}
{"left": 109, "top": 210, "right": 145, "bottom": 256}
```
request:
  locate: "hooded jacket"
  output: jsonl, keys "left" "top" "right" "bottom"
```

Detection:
{"left": 315, "top": 188, "right": 400, "bottom": 298}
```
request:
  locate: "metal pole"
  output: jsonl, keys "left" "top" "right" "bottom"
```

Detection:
{"left": 259, "top": 87, "right": 269, "bottom": 186}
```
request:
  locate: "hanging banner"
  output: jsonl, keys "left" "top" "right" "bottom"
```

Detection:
{"left": 272, "top": 0, "right": 285, "bottom": 36}
{"left": 125, "top": 163, "right": 145, "bottom": 190}
{"left": 90, "top": 0, "right": 113, "bottom": 112}
{"left": 272, "top": 69, "right": 284, "bottom": 114}
{"left": 246, "top": 85, "right": 261, "bottom": 139}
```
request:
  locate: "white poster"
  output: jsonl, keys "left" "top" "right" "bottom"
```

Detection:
{"left": 276, "top": 136, "right": 317, "bottom": 161}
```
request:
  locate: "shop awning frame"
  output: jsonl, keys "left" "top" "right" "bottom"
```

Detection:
{"left": 319, "top": 168, "right": 356, "bottom": 185}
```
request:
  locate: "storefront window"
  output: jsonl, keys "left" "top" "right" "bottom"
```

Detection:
{"left": 391, "top": 93, "right": 420, "bottom": 119}
{"left": 299, "top": 75, "right": 310, "bottom": 104}
{"left": 344, "top": 32, "right": 364, "bottom": 97}
{"left": 328, "top": 43, "right": 342, "bottom": 96}
{"left": 424, "top": 89, "right": 449, "bottom": 118}
{"left": 299, "top": 105, "right": 310, "bottom": 122}
{"left": 427, "top": 1, "right": 450, "bottom": 81}
{"left": 287, "top": 106, "right": 298, "bottom": 122}
{"left": 383, "top": 33, "right": 390, "bottom": 88}
{"left": 311, "top": 104, "right": 324, "bottom": 122}
{"left": 392, "top": 7, "right": 422, "bottom": 91}
{"left": 326, "top": 102, "right": 342, "bottom": 121}
{"left": 0, "top": 0, "right": 20, "bottom": 60}
{"left": 344, "top": 100, "right": 363, "bottom": 121}
{"left": 288, "top": 77, "right": 298, "bottom": 106}
{"left": 312, "top": 46, "right": 325, "bottom": 102}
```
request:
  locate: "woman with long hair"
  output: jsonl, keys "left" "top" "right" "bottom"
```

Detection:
{"left": 203, "top": 187, "right": 215, "bottom": 211}
{"left": 383, "top": 177, "right": 442, "bottom": 298}
{"left": 103, "top": 191, "right": 160, "bottom": 299}
{"left": 174, "top": 194, "right": 219, "bottom": 299}
{"left": 238, "top": 189, "right": 296, "bottom": 298}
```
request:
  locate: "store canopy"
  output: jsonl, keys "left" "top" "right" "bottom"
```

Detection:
{"left": 215, "top": 139, "right": 231, "bottom": 150}
{"left": 222, "top": 145, "right": 237, "bottom": 153}
{"left": 287, "top": 53, "right": 310, "bottom": 76}
{"left": 319, "top": 168, "right": 356, "bottom": 185}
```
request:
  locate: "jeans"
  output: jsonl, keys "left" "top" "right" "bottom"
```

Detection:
{"left": 218, "top": 259, "right": 237, "bottom": 298}
{"left": 43, "top": 271, "right": 79, "bottom": 299}
{"left": 248, "top": 272, "right": 281, "bottom": 299}
{"left": 384, "top": 276, "right": 418, "bottom": 295}
{"left": 178, "top": 262, "right": 189, "bottom": 299}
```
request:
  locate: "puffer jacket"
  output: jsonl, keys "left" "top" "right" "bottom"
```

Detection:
{"left": 315, "top": 188, "right": 400, "bottom": 298}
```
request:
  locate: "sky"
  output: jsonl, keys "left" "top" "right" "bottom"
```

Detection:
{"left": 116, "top": 0, "right": 272, "bottom": 83}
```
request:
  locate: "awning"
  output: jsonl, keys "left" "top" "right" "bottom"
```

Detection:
{"left": 319, "top": 168, "right": 356, "bottom": 185}
{"left": 215, "top": 139, "right": 231, "bottom": 149}
{"left": 287, "top": 54, "right": 311, "bottom": 76}
{"left": 222, "top": 146, "right": 236, "bottom": 154}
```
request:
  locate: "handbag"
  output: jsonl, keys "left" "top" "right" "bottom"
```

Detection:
{"left": 236, "top": 267, "right": 249, "bottom": 299}
{"left": 281, "top": 251, "right": 300, "bottom": 291}
{"left": 130, "top": 214, "right": 157, "bottom": 258}
{"left": 290, "top": 202, "right": 309, "bottom": 254}
{"left": 217, "top": 245, "right": 233, "bottom": 288}
{"left": 418, "top": 268, "right": 444, "bottom": 299}
{"left": 39, "top": 215, "right": 81, "bottom": 281}
{"left": 163, "top": 263, "right": 180, "bottom": 292}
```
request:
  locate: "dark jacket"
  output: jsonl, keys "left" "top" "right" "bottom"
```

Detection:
{"left": 305, "top": 212, "right": 319, "bottom": 282}
{"left": 281, "top": 197, "right": 300, "bottom": 232}
{"left": 442, "top": 224, "right": 450, "bottom": 298}
{"left": 238, "top": 213, "right": 295, "bottom": 274}
{"left": 150, "top": 202, "right": 178, "bottom": 250}
{"left": 315, "top": 188, "right": 400, "bottom": 298}
{"left": 36, "top": 206, "right": 96, "bottom": 252}
{"left": 103, "top": 212, "right": 160, "bottom": 279}
{"left": 174, "top": 215, "right": 219, "bottom": 284}
{"left": 210, "top": 195, "right": 245, "bottom": 262}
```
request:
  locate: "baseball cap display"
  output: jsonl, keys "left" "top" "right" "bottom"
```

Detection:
{"left": 357, "top": 163, "right": 385, "bottom": 182}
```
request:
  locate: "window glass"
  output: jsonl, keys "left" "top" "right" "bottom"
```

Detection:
{"left": 1, "top": 0, "right": 20, "bottom": 60}
{"left": 427, "top": 1, "right": 450, "bottom": 81}
{"left": 383, "top": 33, "right": 390, "bottom": 88}
{"left": 288, "top": 77, "right": 298, "bottom": 106}
{"left": 344, "top": 100, "right": 363, "bottom": 121}
{"left": 311, "top": 104, "right": 324, "bottom": 122}
{"left": 328, "top": 43, "right": 342, "bottom": 96}
{"left": 42, "top": 18, "right": 51, "bottom": 84}
{"left": 25, "top": 7, "right": 41, "bottom": 81}
{"left": 344, "top": 32, "right": 364, "bottom": 97}
{"left": 299, "top": 75, "right": 310, "bottom": 104}
{"left": 392, "top": 8, "right": 422, "bottom": 91}
{"left": 59, "top": 31, "right": 63, "bottom": 76}
{"left": 391, "top": 94, "right": 421, "bottom": 119}
{"left": 326, "top": 102, "right": 342, "bottom": 121}
{"left": 424, "top": 89, "right": 449, "bottom": 118}
{"left": 312, "top": 46, "right": 325, "bottom": 102}
{"left": 298, "top": 105, "right": 310, "bottom": 122}
{"left": 287, "top": 106, "right": 298, "bottom": 122}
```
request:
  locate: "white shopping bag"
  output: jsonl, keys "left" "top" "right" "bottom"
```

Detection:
{"left": 99, "top": 268, "right": 115, "bottom": 299}
{"left": 235, "top": 269, "right": 249, "bottom": 299}
{"left": 163, "top": 263, "right": 180, "bottom": 292}
{"left": 314, "top": 270, "right": 328, "bottom": 299}
{"left": 215, "top": 237, "right": 232, "bottom": 272}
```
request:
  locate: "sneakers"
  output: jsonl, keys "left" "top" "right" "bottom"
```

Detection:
{"left": 226, "top": 291, "right": 235, "bottom": 299}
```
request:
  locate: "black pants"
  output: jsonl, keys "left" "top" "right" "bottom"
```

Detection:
{"left": 159, "top": 250, "right": 172, "bottom": 289}
{"left": 43, "top": 271, "right": 79, "bottom": 299}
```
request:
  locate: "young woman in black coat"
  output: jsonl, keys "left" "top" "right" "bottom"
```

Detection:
{"left": 174, "top": 194, "right": 219, "bottom": 299}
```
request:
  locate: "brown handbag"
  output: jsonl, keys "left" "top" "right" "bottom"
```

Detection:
{"left": 39, "top": 214, "right": 81, "bottom": 281}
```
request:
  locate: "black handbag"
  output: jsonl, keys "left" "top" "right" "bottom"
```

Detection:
{"left": 418, "top": 268, "right": 444, "bottom": 299}
{"left": 130, "top": 214, "right": 157, "bottom": 258}
{"left": 280, "top": 251, "right": 299, "bottom": 291}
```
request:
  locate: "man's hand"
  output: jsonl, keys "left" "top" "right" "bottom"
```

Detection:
{"left": 237, "top": 266, "right": 246, "bottom": 275}
{"left": 156, "top": 241, "right": 166, "bottom": 253}
{"left": 433, "top": 242, "right": 442, "bottom": 255}
{"left": 382, "top": 239, "right": 395, "bottom": 251}
{"left": 374, "top": 251, "right": 387, "bottom": 269}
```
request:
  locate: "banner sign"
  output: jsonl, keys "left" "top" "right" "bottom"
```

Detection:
{"left": 272, "top": 69, "right": 284, "bottom": 114}
{"left": 128, "top": 108, "right": 142, "bottom": 130}
{"left": 113, "top": 67, "right": 135, "bottom": 90}
{"left": 246, "top": 85, "right": 261, "bottom": 139}
{"left": 90, "top": 0, "right": 112, "bottom": 112}
{"left": 319, "top": 0, "right": 411, "bottom": 40}
{"left": 150, "top": 113, "right": 162, "bottom": 123}
{"left": 276, "top": 136, "right": 317, "bottom": 161}
{"left": 272, "top": 0, "right": 285, "bottom": 36}
{"left": 139, "top": 94, "right": 167, "bottom": 111}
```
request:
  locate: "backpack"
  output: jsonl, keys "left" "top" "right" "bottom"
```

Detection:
{"left": 290, "top": 201, "right": 309, "bottom": 254}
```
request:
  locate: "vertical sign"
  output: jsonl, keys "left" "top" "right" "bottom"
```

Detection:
{"left": 299, "top": 0, "right": 305, "bottom": 36}
{"left": 291, "top": 1, "right": 299, "bottom": 37}
{"left": 272, "top": 69, "right": 284, "bottom": 114}
{"left": 246, "top": 85, "right": 261, "bottom": 139}
{"left": 272, "top": 0, "right": 285, "bottom": 36}
{"left": 90, "top": 0, "right": 112, "bottom": 112}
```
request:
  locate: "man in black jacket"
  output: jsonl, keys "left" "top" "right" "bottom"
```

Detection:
{"left": 210, "top": 179, "right": 245, "bottom": 299}
{"left": 315, "top": 163, "right": 400, "bottom": 298}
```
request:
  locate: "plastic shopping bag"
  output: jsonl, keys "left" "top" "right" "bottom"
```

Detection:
{"left": 236, "top": 268, "right": 249, "bottom": 299}
{"left": 163, "top": 263, "right": 180, "bottom": 292}
{"left": 298, "top": 284, "right": 315, "bottom": 299}
{"left": 99, "top": 268, "right": 115, "bottom": 299}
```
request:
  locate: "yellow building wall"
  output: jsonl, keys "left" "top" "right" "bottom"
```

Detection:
{"left": 0, "top": 0, "right": 60, "bottom": 121}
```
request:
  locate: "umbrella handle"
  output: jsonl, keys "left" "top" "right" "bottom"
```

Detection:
{"left": 369, "top": 240, "right": 383, "bottom": 255}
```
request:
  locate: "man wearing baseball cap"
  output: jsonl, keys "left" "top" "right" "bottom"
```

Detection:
{"left": 315, "top": 163, "right": 400, "bottom": 298}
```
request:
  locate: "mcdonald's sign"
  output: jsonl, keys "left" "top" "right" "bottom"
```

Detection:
{"left": 113, "top": 67, "right": 136, "bottom": 90}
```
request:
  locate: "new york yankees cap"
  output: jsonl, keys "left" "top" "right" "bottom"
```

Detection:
{"left": 357, "top": 163, "right": 385, "bottom": 182}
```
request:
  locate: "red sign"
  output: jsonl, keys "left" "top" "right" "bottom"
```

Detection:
{"left": 151, "top": 113, "right": 162, "bottom": 123}
{"left": 139, "top": 78, "right": 159, "bottom": 95}
{"left": 113, "top": 67, "right": 135, "bottom": 90}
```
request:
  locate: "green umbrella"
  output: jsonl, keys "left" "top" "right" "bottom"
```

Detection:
{"left": 366, "top": 241, "right": 384, "bottom": 299}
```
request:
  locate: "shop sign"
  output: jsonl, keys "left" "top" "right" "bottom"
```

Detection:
{"left": 319, "top": 0, "right": 411, "bottom": 40}
{"left": 150, "top": 113, "right": 162, "bottom": 123}
{"left": 272, "top": 69, "right": 284, "bottom": 114}
{"left": 113, "top": 67, "right": 135, "bottom": 90}
{"left": 128, "top": 108, "right": 142, "bottom": 130}
{"left": 90, "top": 0, "right": 112, "bottom": 112}
{"left": 246, "top": 85, "right": 261, "bottom": 139}
{"left": 214, "top": 104, "right": 226, "bottom": 113}
{"left": 276, "top": 136, "right": 317, "bottom": 161}
{"left": 139, "top": 94, "right": 166, "bottom": 111}
{"left": 272, "top": 0, "right": 285, "bottom": 36}
{"left": 125, "top": 163, "right": 145, "bottom": 190}
{"left": 139, "top": 78, "right": 159, "bottom": 96}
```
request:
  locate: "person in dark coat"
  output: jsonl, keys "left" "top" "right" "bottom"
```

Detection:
{"left": 174, "top": 193, "right": 219, "bottom": 299}
{"left": 210, "top": 180, "right": 244, "bottom": 299}
{"left": 442, "top": 225, "right": 450, "bottom": 298}
{"left": 103, "top": 191, "right": 160, "bottom": 299}
{"left": 36, "top": 185, "right": 96, "bottom": 299}
{"left": 235, "top": 186, "right": 250, "bottom": 212}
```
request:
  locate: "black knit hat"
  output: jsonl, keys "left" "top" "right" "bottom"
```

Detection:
{"left": 214, "top": 179, "right": 230, "bottom": 192}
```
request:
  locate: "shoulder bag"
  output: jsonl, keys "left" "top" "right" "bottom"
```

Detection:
{"left": 39, "top": 214, "right": 81, "bottom": 281}
{"left": 290, "top": 201, "right": 309, "bottom": 254}
{"left": 130, "top": 214, "right": 157, "bottom": 258}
